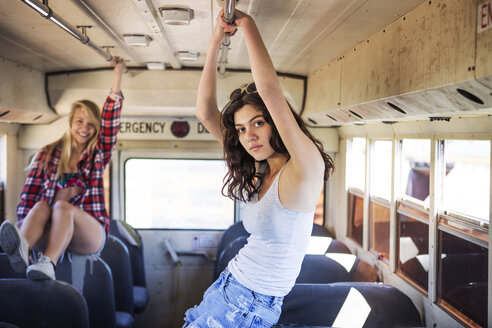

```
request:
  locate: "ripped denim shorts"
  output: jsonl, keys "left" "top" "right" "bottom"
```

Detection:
{"left": 183, "top": 268, "right": 284, "bottom": 328}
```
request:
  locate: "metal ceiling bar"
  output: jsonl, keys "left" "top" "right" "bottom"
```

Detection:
{"left": 19, "top": 0, "right": 113, "bottom": 62}
{"left": 218, "top": 0, "right": 235, "bottom": 75}
{"left": 132, "top": 0, "right": 181, "bottom": 69}
{"left": 73, "top": 0, "right": 145, "bottom": 65}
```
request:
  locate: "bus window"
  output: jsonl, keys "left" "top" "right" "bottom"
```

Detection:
{"left": 313, "top": 187, "right": 325, "bottom": 226}
{"left": 347, "top": 138, "right": 366, "bottom": 245}
{"left": 434, "top": 139, "right": 489, "bottom": 327}
{"left": 348, "top": 190, "right": 364, "bottom": 246}
{"left": 347, "top": 138, "right": 366, "bottom": 191}
{"left": 438, "top": 230, "right": 488, "bottom": 327}
{"left": 369, "top": 140, "right": 392, "bottom": 261}
{"left": 124, "top": 158, "right": 234, "bottom": 229}
{"left": 400, "top": 139, "right": 431, "bottom": 206}
{"left": 370, "top": 140, "right": 392, "bottom": 200}
{"left": 396, "top": 138, "right": 431, "bottom": 292}
{"left": 397, "top": 202, "right": 429, "bottom": 293}
{"left": 443, "top": 140, "right": 490, "bottom": 223}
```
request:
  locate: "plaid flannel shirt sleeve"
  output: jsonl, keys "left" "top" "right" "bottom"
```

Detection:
{"left": 17, "top": 150, "right": 46, "bottom": 221}
{"left": 99, "top": 91, "right": 123, "bottom": 165}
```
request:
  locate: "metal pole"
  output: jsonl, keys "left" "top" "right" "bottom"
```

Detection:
{"left": 19, "top": 0, "right": 114, "bottom": 62}
{"left": 218, "top": 0, "right": 235, "bottom": 75}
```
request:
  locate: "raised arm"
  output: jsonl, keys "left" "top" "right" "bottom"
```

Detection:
{"left": 101, "top": 57, "right": 125, "bottom": 164}
{"left": 111, "top": 56, "right": 124, "bottom": 95}
{"left": 195, "top": 15, "right": 230, "bottom": 144}
{"left": 234, "top": 12, "right": 324, "bottom": 183}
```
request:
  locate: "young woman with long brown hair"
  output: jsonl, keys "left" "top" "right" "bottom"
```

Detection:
{"left": 185, "top": 9, "right": 334, "bottom": 328}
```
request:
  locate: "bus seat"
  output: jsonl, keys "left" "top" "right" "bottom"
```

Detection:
{"left": 215, "top": 235, "right": 249, "bottom": 279}
{"left": 306, "top": 236, "right": 351, "bottom": 255}
{"left": 56, "top": 254, "right": 119, "bottom": 328}
{"left": 0, "top": 253, "right": 26, "bottom": 278}
{"left": 109, "top": 220, "right": 146, "bottom": 286}
{"left": 296, "top": 254, "right": 351, "bottom": 283}
{"left": 109, "top": 220, "right": 149, "bottom": 313}
{"left": 216, "top": 222, "right": 249, "bottom": 256}
{"left": 311, "top": 224, "right": 333, "bottom": 237}
{"left": 326, "top": 239, "right": 351, "bottom": 254}
{"left": 296, "top": 254, "right": 377, "bottom": 284}
{"left": 278, "top": 282, "right": 423, "bottom": 328}
{"left": 214, "top": 222, "right": 249, "bottom": 278}
{"left": 100, "top": 236, "right": 135, "bottom": 327}
{"left": 0, "top": 278, "right": 89, "bottom": 328}
{"left": 216, "top": 222, "right": 331, "bottom": 259}
{"left": 214, "top": 222, "right": 337, "bottom": 279}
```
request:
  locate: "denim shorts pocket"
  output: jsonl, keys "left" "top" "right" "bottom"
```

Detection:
{"left": 250, "top": 294, "right": 283, "bottom": 327}
{"left": 253, "top": 293, "right": 283, "bottom": 315}
{"left": 222, "top": 278, "right": 254, "bottom": 314}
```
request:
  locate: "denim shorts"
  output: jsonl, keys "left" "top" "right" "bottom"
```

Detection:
{"left": 183, "top": 268, "right": 284, "bottom": 328}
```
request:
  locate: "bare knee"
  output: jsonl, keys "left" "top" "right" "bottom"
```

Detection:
{"left": 33, "top": 201, "right": 50, "bottom": 212}
{"left": 26, "top": 201, "right": 51, "bottom": 223}
{"left": 52, "top": 200, "right": 74, "bottom": 222}
{"left": 52, "top": 200, "right": 72, "bottom": 211}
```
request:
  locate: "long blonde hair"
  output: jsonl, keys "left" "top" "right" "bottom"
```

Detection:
{"left": 41, "top": 100, "right": 101, "bottom": 178}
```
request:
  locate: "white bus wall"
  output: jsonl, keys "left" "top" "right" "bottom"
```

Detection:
{"left": 0, "top": 58, "right": 58, "bottom": 124}
{"left": 303, "top": 0, "right": 492, "bottom": 127}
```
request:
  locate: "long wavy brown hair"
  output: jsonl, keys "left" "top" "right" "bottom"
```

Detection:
{"left": 221, "top": 91, "right": 334, "bottom": 202}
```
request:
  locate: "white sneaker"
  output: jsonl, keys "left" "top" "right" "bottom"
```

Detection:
{"left": 0, "top": 220, "right": 29, "bottom": 273}
{"left": 27, "top": 253, "right": 55, "bottom": 280}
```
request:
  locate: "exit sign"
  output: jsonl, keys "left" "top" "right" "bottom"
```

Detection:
{"left": 478, "top": 1, "right": 492, "bottom": 32}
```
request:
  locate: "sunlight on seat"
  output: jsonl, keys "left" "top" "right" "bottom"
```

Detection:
{"left": 306, "top": 236, "right": 332, "bottom": 255}
{"left": 332, "top": 287, "right": 371, "bottom": 328}
{"left": 325, "top": 253, "right": 357, "bottom": 273}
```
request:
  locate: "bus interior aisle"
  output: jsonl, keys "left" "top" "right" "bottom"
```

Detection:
{"left": 0, "top": 0, "right": 491, "bottom": 327}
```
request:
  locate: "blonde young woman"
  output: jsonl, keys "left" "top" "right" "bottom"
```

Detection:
{"left": 187, "top": 10, "right": 334, "bottom": 327}
{"left": 0, "top": 57, "right": 125, "bottom": 280}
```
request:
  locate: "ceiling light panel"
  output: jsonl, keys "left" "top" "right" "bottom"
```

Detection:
{"left": 124, "top": 34, "right": 152, "bottom": 46}
{"left": 159, "top": 7, "right": 194, "bottom": 25}
{"left": 176, "top": 51, "right": 199, "bottom": 61}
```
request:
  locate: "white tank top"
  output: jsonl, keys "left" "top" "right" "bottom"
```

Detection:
{"left": 228, "top": 163, "right": 314, "bottom": 297}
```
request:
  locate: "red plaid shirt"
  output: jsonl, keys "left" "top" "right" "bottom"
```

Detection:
{"left": 17, "top": 93, "right": 123, "bottom": 235}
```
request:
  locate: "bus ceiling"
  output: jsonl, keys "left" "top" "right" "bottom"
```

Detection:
{"left": 0, "top": 1, "right": 491, "bottom": 126}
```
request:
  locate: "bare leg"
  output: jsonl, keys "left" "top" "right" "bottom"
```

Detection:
{"left": 44, "top": 200, "right": 104, "bottom": 263}
{"left": 19, "top": 201, "right": 52, "bottom": 249}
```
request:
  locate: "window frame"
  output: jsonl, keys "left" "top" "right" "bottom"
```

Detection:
{"left": 347, "top": 188, "right": 364, "bottom": 246}
{"left": 440, "top": 138, "right": 491, "bottom": 225}
{"left": 396, "top": 199, "right": 430, "bottom": 295}
{"left": 344, "top": 136, "right": 490, "bottom": 328}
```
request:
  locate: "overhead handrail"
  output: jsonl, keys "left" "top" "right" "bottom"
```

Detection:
{"left": 218, "top": 0, "right": 235, "bottom": 75}
{"left": 19, "top": 0, "right": 114, "bottom": 62}
{"left": 74, "top": 0, "right": 144, "bottom": 65}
